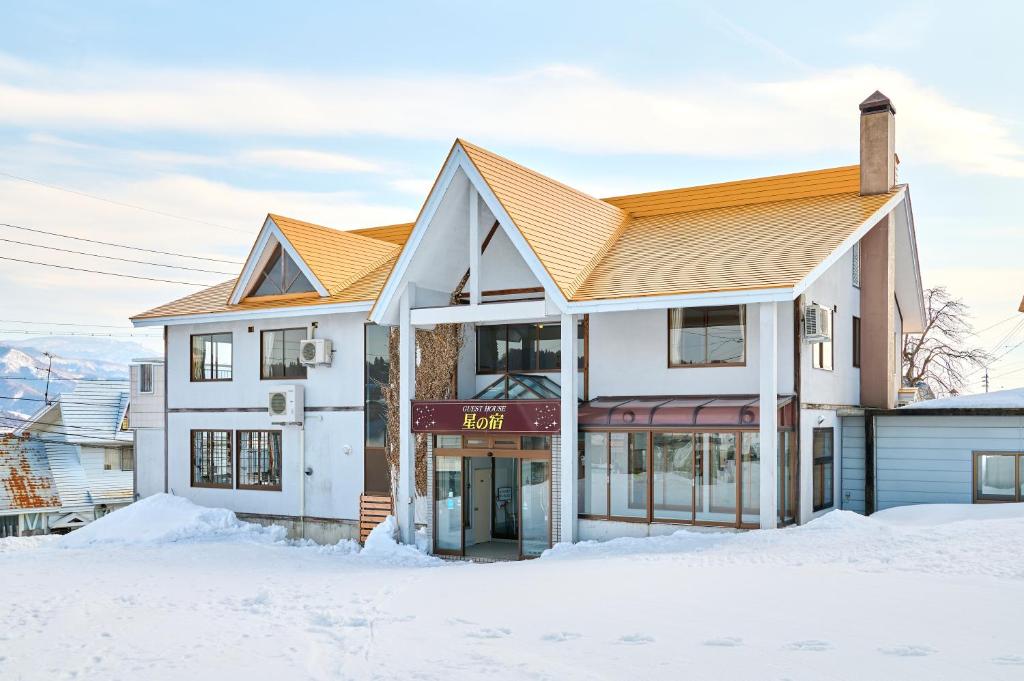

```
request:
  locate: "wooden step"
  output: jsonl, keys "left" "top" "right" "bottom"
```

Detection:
{"left": 358, "top": 494, "right": 393, "bottom": 542}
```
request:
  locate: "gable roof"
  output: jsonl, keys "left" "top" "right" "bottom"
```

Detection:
{"left": 0, "top": 434, "right": 61, "bottom": 513}
{"left": 56, "top": 381, "right": 132, "bottom": 445}
{"left": 134, "top": 139, "right": 914, "bottom": 323}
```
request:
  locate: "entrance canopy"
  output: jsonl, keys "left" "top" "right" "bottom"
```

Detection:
{"left": 578, "top": 395, "right": 795, "bottom": 429}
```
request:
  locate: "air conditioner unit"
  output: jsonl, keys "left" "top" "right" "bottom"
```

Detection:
{"left": 268, "top": 384, "right": 304, "bottom": 424}
{"left": 298, "top": 338, "right": 332, "bottom": 366}
{"left": 803, "top": 303, "right": 832, "bottom": 342}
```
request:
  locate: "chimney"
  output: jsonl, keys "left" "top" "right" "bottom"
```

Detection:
{"left": 859, "top": 90, "right": 896, "bottom": 195}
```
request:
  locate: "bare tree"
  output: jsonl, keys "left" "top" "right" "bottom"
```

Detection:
{"left": 902, "top": 286, "right": 990, "bottom": 397}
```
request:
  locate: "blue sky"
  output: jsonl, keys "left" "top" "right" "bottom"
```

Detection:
{"left": 0, "top": 1, "right": 1021, "bottom": 391}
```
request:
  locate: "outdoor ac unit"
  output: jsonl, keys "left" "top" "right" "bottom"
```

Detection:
{"left": 268, "top": 384, "right": 304, "bottom": 424}
{"left": 298, "top": 338, "right": 332, "bottom": 366}
{"left": 803, "top": 303, "right": 832, "bottom": 342}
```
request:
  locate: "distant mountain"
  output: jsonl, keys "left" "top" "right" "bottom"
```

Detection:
{"left": 0, "top": 336, "right": 161, "bottom": 430}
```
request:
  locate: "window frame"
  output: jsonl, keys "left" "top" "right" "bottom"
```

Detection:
{"left": 811, "top": 308, "right": 834, "bottom": 371}
{"left": 120, "top": 448, "right": 134, "bottom": 472}
{"left": 475, "top": 321, "right": 583, "bottom": 374}
{"left": 667, "top": 305, "right": 747, "bottom": 369}
{"left": 138, "top": 363, "right": 154, "bottom": 394}
{"left": 236, "top": 430, "right": 283, "bottom": 491}
{"left": 972, "top": 451, "right": 1023, "bottom": 503}
{"left": 190, "top": 429, "right": 234, "bottom": 489}
{"left": 852, "top": 316, "right": 861, "bottom": 368}
{"left": 259, "top": 328, "right": 308, "bottom": 380}
{"left": 190, "top": 332, "right": 234, "bottom": 383}
{"left": 812, "top": 427, "right": 835, "bottom": 511}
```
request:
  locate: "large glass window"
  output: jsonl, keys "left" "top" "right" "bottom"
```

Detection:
{"left": 668, "top": 306, "right": 745, "bottom": 366}
{"left": 812, "top": 428, "right": 834, "bottom": 511}
{"left": 740, "top": 433, "right": 759, "bottom": 524}
{"left": 237, "top": 431, "right": 282, "bottom": 490}
{"left": 652, "top": 433, "right": 694, "bottom": 521}
{"left": 191, "top": 333, "right": 233, "bottom": 381}
{"left": 434, "top": 456, "right": 462, "bottom": 552}
{"left": 520, "top": 459, "right": 551, "bottom": 557}
{"left": 697, "top": 433, "right": 737, "bottom": 522}
{"left": 250, "top": 244, "right": 315, "bottom": 297}
{"left": 191, "top": 430, "right": 232, "bottom": 488}
{"left": 579, "top": 432, "right": 609, "bottom": 516}
{"left": 974, "top": 453, "right": 1022, "bottom": 502}
{"left": 609, "top": 433, "right": 647, "bottom": 518}
{"left": 364, "top": 324, "right": 390, "bottom": 494}
{"left": 260, "top": 328, "right": 307, "bottom": 379}
{"left": 475, "top": 321, "right": 584, "bottom": 373}
{"left": 778, "top": 431, "right": 797, "bottom": 524}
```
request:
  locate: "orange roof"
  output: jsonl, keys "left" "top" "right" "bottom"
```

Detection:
{"left": 134, "top": 140, "right": 903, "bottom": 321}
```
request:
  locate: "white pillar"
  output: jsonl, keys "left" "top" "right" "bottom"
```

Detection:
{"left": 397, "top": 284, "right": 417, "bottom": 543}
{"left": 468, "top": 187, "right": 480, "bottom": 306}
{"left": 759, "top": 302, "right": 779, "bottom": 529}
{"left": 559, "top": 312, "right": 578, "bottom": 543}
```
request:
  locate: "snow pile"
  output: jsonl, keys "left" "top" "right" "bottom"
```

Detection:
{"left": 60, "top": 493, "right": 286, "bottom": 548}
{"left": 360, "top": 515, "right": 439, "bottom": 566}
{"left": 872, "top": 502, "right": 1024, "bottom": 526}
{"left": 903, "top": 386, "right": 1024, "bottom": 409}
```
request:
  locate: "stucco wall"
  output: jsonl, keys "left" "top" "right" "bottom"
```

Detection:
{"left": 134, "top": 428, "right": 165, "bottom": 498}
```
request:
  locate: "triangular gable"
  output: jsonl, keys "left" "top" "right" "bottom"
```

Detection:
{"left": 229, "top": 214, "right": 399, "bottom": 305}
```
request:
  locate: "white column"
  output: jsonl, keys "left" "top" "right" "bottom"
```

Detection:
{"left": 759, "top": 302, "right": 779, "bottom": 529}
{"left": 397, "top": 284, "right": 417, "bottom": 544}
{"left": 468, "top": 187, "right": 480, "bottom": 306}
{"left": 559, "top": 312, "right": 578, "bottom": 543}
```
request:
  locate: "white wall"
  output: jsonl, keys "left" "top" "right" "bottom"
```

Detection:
{"left": 479, "top": 226, "right": 541, "bottom": 292}
{"left": 801, "top": 246, "right": 861, "bottom": 407}
{"left": 129, "top": 363, "right": 165, "bottom": 429}
{"left": 134, "top": 428, "right": 165, "bottom": 498}
{"left": 588, "top": 302, "right": 794, "bottom": 397}
{"left": 165, "top": 311, "right": 367, "bottom": 520}
{"left": 800, "top": 408, "right": 841, "bottom": 523}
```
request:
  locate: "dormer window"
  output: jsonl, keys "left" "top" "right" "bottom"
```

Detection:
{"left": 250, "top": 244, "right": 315, "bottom": 297}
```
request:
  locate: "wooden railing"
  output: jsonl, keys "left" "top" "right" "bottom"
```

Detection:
{"left": 359, "top": 494, "right": 392, "bottom": 543}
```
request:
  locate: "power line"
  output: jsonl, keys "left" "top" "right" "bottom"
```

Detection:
{"left": 0, "top": 222, "right": 244, "bottom": 264}
{"left": 0, "top": 255, "right": 209, "bottom": 286}
{"left": 0, "top": 319, "right": 140, "bottom": 330}
{"left": 0, "top": 376, "right": 129, "bottom": 381}
{"left": 0, "top": 328, "right": 162, "bottom": 338}
{"left": 0, "top": 237, "right": 235, "bottom": 275}
{"left": 0, "top": 170, "right": 249, "bottom": 233}
{"left": 970, "top": 313, "right": 1023, "bottom": 336}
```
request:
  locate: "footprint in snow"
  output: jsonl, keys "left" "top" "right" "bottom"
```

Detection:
{"left": 618, "top": 634, "right": 654, "bottom": 645}
{"left": 993, "top": 655, "right": 1024, "bottom": 666}
{"left": 878, "top": 645, "right": 936, "bottom": 657}
{"left": 785, "top": 640, "right": 832, "bottom": 652}
{"left": 541, "top": 632, "right": 582, "bottom": 643}
{"left": 703, "top": 637, "right": 743, "bottom": 647}
{"left": 466, "top": 627, "right": 512, "bottom": 639}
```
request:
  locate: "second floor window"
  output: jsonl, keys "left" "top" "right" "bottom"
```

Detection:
{"left": 138, "top": 363, "right": 154, "bottom": 393}
{"left": 191, "top": 333, "right": 233, "bottom": 381}
{"left": 668, "top": 306, "right": 745, "bottom": 367}
{"left": 476, "top": 322, "right": 582, "bottom": 373}
{"left": 261, "top": 328, "right": 307, "bottom": 379}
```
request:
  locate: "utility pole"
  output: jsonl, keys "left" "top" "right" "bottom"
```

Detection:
{"left": 983, "top": 367, "right": 990, "bottom": 393}
{"left": 42, "top": 352, "right": 54, "bottom": 405}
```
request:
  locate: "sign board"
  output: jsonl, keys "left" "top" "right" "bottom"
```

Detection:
{"left": 412, "top": 400, "right": 560, "bottom": 434}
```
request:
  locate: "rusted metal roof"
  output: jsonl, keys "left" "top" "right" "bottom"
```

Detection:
{"left": 0, "top": 434, "right": 60, "bottom": 513}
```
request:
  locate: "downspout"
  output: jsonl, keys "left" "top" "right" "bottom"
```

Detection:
{"left": 792, "top": 296, "right": 802, "bottom": 525}
{"left": 299, "top": 423, "right": 306, "bottom": 539}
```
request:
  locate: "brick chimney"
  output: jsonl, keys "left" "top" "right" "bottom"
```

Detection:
{"left": 858, "top": 91, "right": 898, "bottom": 409}
{"left": 859, "top": 90, "right": 896, "bottom": 195}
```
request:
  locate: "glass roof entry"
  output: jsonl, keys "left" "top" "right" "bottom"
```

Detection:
{"left": 474, "top": 374, "right": 561, "bottom": 400}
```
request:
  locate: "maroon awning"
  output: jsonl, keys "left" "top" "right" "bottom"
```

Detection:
{"left": 578, "top": 395, "right": 795, "bottom": 429}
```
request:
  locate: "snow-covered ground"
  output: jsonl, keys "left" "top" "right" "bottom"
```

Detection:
{"left": 3, "top": 496, "right": 1024, "bottom": 680}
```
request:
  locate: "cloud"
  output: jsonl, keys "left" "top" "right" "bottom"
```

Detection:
{"left": 236, "top": 148, "right": 383, "bottom": 173}
{"left": 389, "top": 178, "right": 435, "bottom": 196}
{"left": 0, "top": 55, "right": 1021, "bottom": 178}
{"left": 845, "top": 6, "right": 934, "bottom": 51}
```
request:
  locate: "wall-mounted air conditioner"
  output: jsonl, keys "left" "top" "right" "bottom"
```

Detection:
{"left": 803, "top": 303, "right": 832, "bottom": 343}
{"left": 299, "top": 338, "right": 332, "bottom": 366}
{"left": 268, "top": 384, "right": 304, "bottom": 424}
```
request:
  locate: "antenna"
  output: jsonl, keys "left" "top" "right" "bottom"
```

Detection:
{"left": 42, "top": 352, "right": 54, "bottom": 405}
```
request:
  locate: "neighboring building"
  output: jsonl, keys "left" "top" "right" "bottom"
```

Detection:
{"left": 841, "top": 388, "right": 1024, "bottom": 513}
{"left": 15, "top": 380, "right": 134, "bottom": 531}
{"left": 129, "top": 357, "right": 166, "bottom": 499}
{"left": 0, "top": 434, "right": 62, "bottom": 537}
{"left": 132, "top": 91, "right": 924, "bottom": 558}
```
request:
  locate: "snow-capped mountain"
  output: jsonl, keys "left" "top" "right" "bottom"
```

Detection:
{"left": 0, "top": 336, "right": 159, "bottom": 430}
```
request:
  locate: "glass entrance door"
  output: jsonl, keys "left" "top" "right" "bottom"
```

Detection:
{"left": 520, "top": 458, "right": 550, "bottom": 558}
{"left": 434, "top": 455, "right": 463, "bottom": 554}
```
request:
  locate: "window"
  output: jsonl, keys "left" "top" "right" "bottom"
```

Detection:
{"left": 609, "top": 432, "right": 647, "bottom": 518}
{"left": 652, "top": 432, "right": 695, "bottom": 521}
{"left": 261, "top": 328, "right": 307, "bottom": 379}
{"left": 668, "top": 306, "right": 745, "bottom": 367}
{"left": 249, "top": 244, "right": 315, "bottom": 297}
{"left": 237, "top": 431, "right": 282, "bottom": 490}
{"left": 852, "top": 241, "right": 861, "bottom": 288}
{"left": 852, "top": 316, "right": 861, "bottom": 368}
{"left": 139, "top": 363, "right": 154, "bottom": 393}
{"left": 364, "top": 324, "right": 391, "bottom": 494}
{"left": 475, "top": 322, "right": 583, "bottom": 373}
{"left": 974, "top": 452, "right": 1023, "bottom": 502}
{"left": 191, "top": 333, "right": 233, "bottom": 381}
{"left": 812, "top": 428, "right": 834, "bottom": 511}
{"left": 103, "top": 448, "right": 122, "bottom": 471}
{"left": 811, "top": 309, "right": 834, "bottom": 370}
{"left": 191, "top": 430, "right": 232, "bottom": 488}
{"left": 120, "top": 448, "right": 134, "bottom": 472}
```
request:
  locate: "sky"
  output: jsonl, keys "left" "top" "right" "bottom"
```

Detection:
{"left": 0, "top": 0, "right": 1021, "bottom": 393}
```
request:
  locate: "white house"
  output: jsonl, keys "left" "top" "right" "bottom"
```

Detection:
{"left": 129, "top": 357, "right": 166, "bottom": 499}
{"left": 132, "top": 91, "right": 924, "bottom": 558}
{"left": 15, "top": 380, "right": 134, "bottom": 532}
